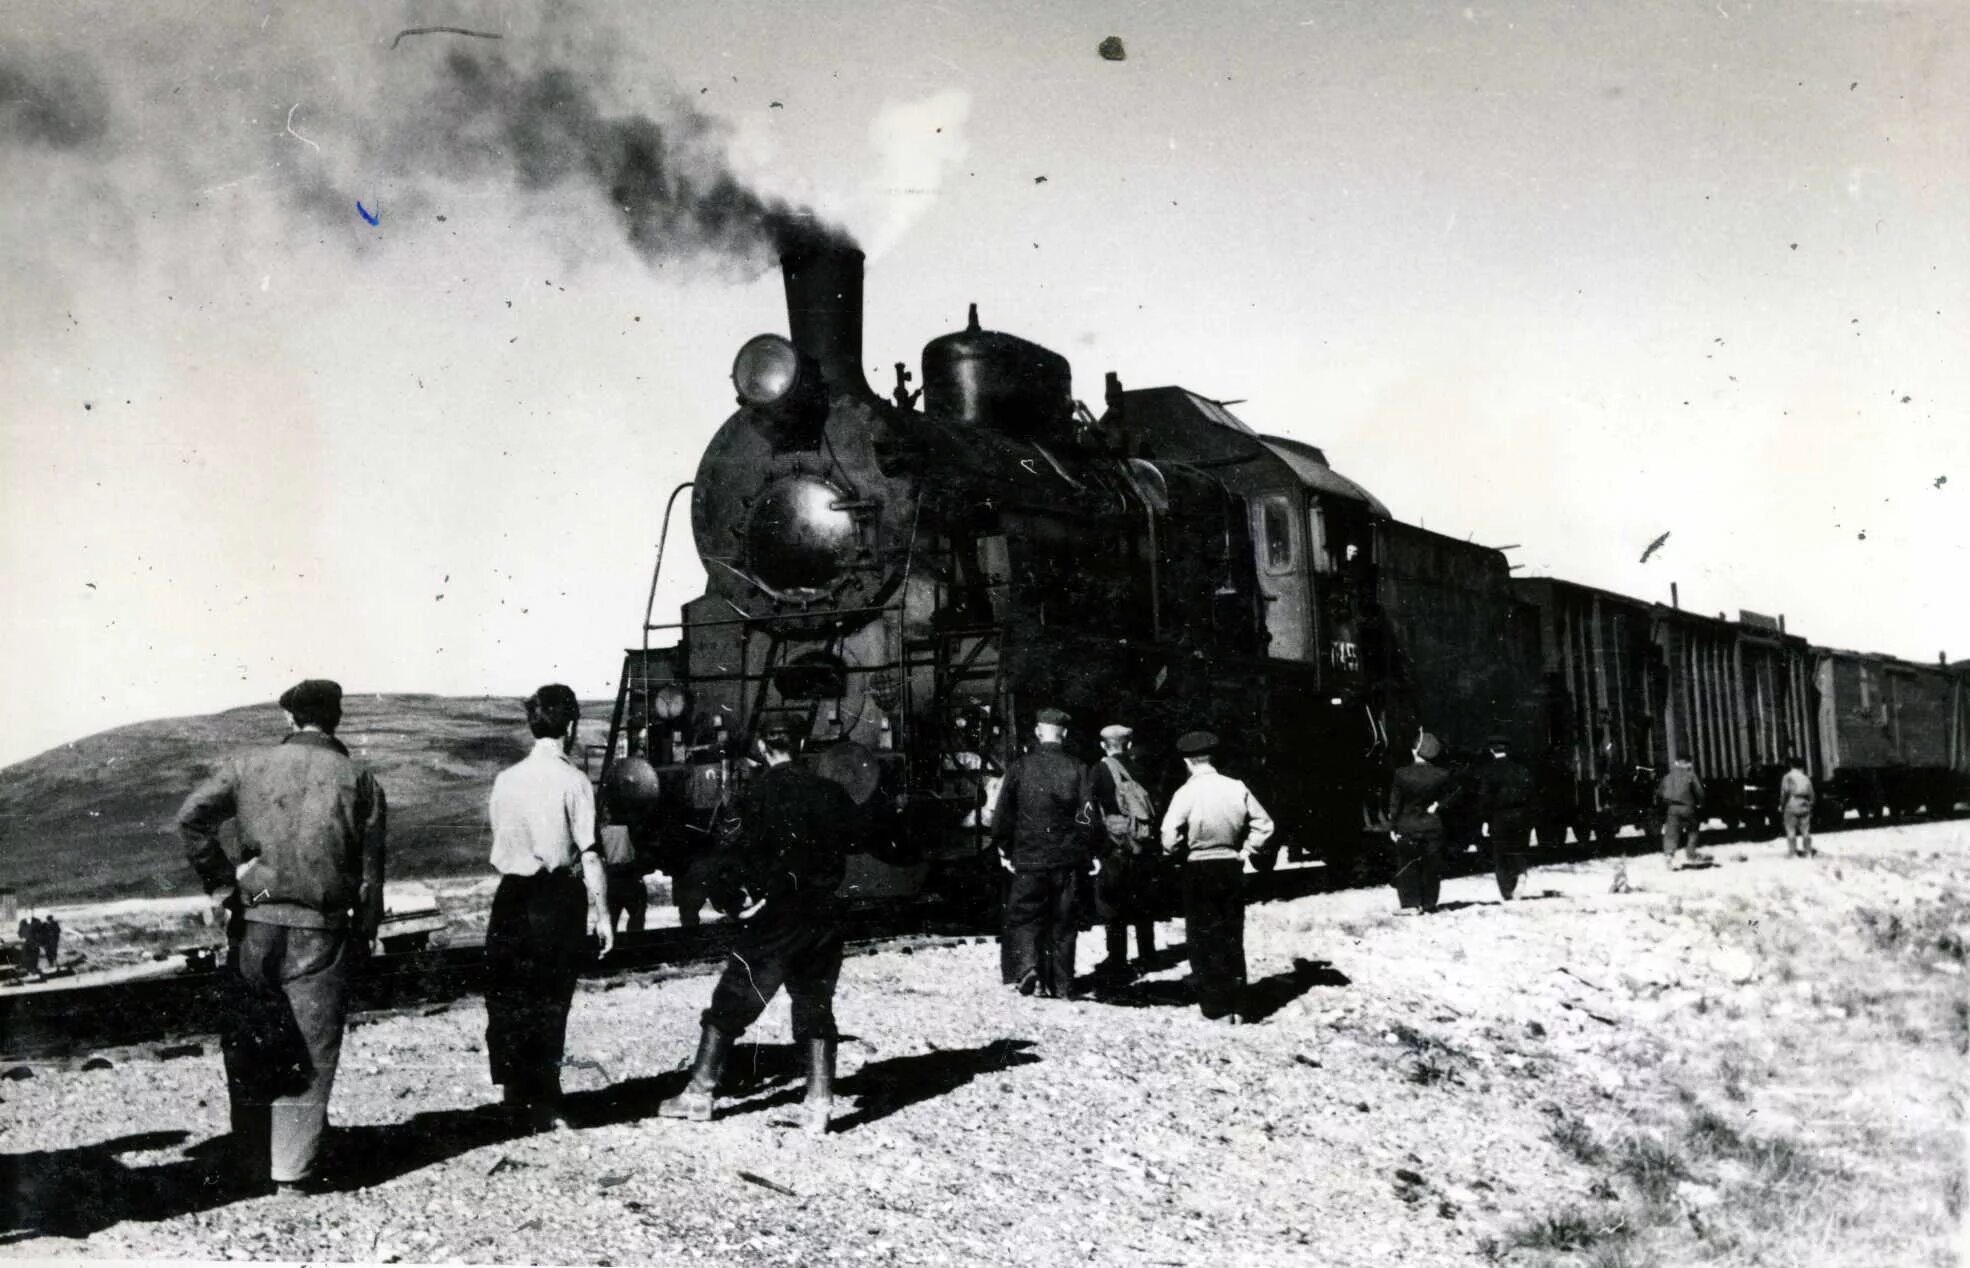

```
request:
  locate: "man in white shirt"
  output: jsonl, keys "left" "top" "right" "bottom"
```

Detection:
{"left": 1160, "top": 731, "right": 1274, "bottom": 1023}
{"left": 485, "top": 684, "right": 613, "bottom": 1132}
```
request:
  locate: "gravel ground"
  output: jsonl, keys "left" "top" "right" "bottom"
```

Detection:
{"left": 3, "top": 822, "right": 1965, "bottom": 1266}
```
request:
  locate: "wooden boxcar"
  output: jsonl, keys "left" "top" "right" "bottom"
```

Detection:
{"left": 1512, "top": 578, "right": 1820, "bottom": 843}
{"left": 1812, "top": 648, "right": 1970, "bottom": 820}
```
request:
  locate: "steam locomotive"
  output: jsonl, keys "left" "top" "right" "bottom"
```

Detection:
{"left": 598, "top": 244, "right": 1969, "bottom": 907}
{"left": 598, "top": 243, "right": 1545, "bottom": 904}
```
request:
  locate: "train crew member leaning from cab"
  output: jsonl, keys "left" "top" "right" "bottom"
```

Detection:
{"left": 485, "top": 684, "right": 614, "bottom": 1133}
{"left": 1092, "top": 723, "right": 1161, "bottom": 981}
{"left": 992, "top": 707, "right": 1099, "bottom": 1000}
{"left": 659, "top": 722, "right": 858, "bottom": 1134}
{"left": 176, "top": 678, "right": 387, "bottom": 1195}
{"left": 1161, "top": 730, "right": 1274, "bottom": 1023}
{"left": 1474, "top": 735, "right": 1534, "bottom": 901}
{"left": 1388, "top": 731, "right": 1452, "bottom": 914}
{"left": 1657, "top": 756, "right": 1707, "bottom": 870}
{"left": 1779, "top": 756, "right": 1817, "bottom": 859}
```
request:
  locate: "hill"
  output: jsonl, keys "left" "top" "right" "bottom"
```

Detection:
{"left": 0, "top": 695, "right": 616, "bottom": 906}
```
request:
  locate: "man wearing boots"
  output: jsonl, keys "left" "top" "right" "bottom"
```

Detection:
{"left": 991, "top": 707, "right": 1099, "bottom": 1000}
{"left": 1473, "top": 735, "right": 1534, "bottom": 900}
{"left": 1091, "top": 723, "right": 1161, "bottom": 982}
{"left": 177, "top": 678, "right": 387, "bottom": 1195}
{"left": 1160, "top": 731, "right": 1273, "bottom": 1023}
{"left": 659, "top": 723, "right": 858, "bottom": 1135}
{"left": 485, "top": 684, "right": 614, "bottom": 1133}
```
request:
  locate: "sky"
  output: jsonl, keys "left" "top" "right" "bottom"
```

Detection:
{"left": 2, "top": 0, "right": 1966, "bottom": 767}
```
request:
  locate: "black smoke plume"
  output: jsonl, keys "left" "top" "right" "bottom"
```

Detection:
{"left": 0, "top": 57, "right": 110, "bottom": 152}
{"left": 412, "top": 51, "right": 855, "bottom": 267}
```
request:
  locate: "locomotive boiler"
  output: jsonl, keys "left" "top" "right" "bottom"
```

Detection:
{"left": 599, "top": 243, "right": 1545, "bottom": 906}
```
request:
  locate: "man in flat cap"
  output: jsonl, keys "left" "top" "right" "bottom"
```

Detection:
{"left": 1472, "top": 734, "right": 1534, "bottom": 900}
{"left": 1091, "top": 723, "right": 1161, "bottom": 981}
{"left": 484, "top": 684, "right": 613, "bottom": 1133}
{"left": 990, "top": 707, "right": 1099, "bottom": 999}
{"left": 1387, "top": 730, "right": 1453, "bottom": 912}
{"left": 659, "top": 720, "right": 859, "bottom": 1133}
{"left": 177, "top": 678, "right": 387, "bottom": 1194}
{"left": 1160, "top": 731, "right": 1273, "bottom": 1022}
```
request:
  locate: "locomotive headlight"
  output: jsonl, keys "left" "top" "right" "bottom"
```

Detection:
{"left": 732, "top": 334, "right": 805, "bottom": 407}
{"left": 652, "top": 683, "right": 691, "bottom": 721}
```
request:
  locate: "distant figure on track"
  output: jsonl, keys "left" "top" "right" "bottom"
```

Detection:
{"left": 1092, "top": 723, "right": 1162, "bottom": 981}
{"left": 1657, "top": 756, "right": 1707, "bottom": 870}
{"left": 177, "top": 678, "right": 387, "bottom": 1195}
{"left": 1161, "top": 730, "right": 1274, "bottom": 1024}
{"left": 1388, "top": 731, "right": 1453, "bottom": 913}
{"left": 659, "top": 723, "right": 858, "bottom": 1134}
{"left": 485, "top": 684, "right": 614, "bottom": 1133}
{"left": 1473, "top": 735, "right": 1534, "bottom": 901}
{"left": 991, "top": 707, "right": 1099, "bottom": 1000}
{"left": 1779, "top": 755, "right": 1817, "bottom": 858}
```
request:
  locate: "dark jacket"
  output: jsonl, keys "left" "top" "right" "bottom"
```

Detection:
{"left": 1388, "top": 761, "right": 1452, "bottom": 837}
{"left": 1473, "top": 755, "right": 1535, "bottom": 823}
{"left": 1656, "top": 764, "right": 1705, "bottom": 813}
{"left": 736, "top": 762, "right": 859, "bottom": 907}
{"left": 178, "top": 731, "right": 387, "bottom": 933}
{"left": 991, "top": 742, "right": 1097, "bottom": 870}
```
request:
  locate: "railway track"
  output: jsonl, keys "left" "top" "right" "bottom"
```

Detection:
{"left": 5, "top": 810, "right": 1952, "bottom": 1062}
{"left": 0, "top": 906, "right": 988, "bottom": 1061}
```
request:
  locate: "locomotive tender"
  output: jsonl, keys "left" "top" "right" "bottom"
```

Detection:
{"left": 600, "top": 243, "right": 1969, "bottom": 906}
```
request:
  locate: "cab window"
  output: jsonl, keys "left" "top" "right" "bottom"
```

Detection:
{"left": 1260, "top": 495, "right": 1295, "bottom": 574}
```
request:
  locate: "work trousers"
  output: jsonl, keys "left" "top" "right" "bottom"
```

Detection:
{"left": 1391, "top": 830, "right": 1443, "bottom": 912}
{"left": 1183, "top": 858, "right": 1247, "bottom": 1019}
{"left": 1660, "top": 808, "right": 1701, "bottom": 863}
{"left": 1783, "top": 808, "right": 1814, "bottom": 856}
{"left": 222, "top": 921, "right": 354, "bottom": 1186}
{"left": 671, "top": 853, "right": 721, "bottom": 928}
{"left": 1489, "top": 814, "right": 1529, "bottom": 900}
{"left": 703, "top": 900, "right": 844, "bottom": 1041}
{"left": 605, "top": 867, "right": 648, "bottom": 933}
{"left": 484, "top": 870, "right": 588, "bottom": 1106}
{"left": 1095, "top": 847, "right": 1160, "bottom": 963}
{"left": 1006, "top": 865, "right": 1083, "bottom": 997}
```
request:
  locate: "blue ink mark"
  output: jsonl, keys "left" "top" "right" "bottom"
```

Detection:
{"left": 356, "top": 200, "right": 379, "bottom": 226}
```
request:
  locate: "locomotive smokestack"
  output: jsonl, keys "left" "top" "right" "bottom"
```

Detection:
{"left": 781, "top": 244, "right": 872, "bottom": 399}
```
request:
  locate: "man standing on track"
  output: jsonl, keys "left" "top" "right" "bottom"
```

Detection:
{"left": 1161, "top": 731, "right": 1274, "bottom": 1024}
{"left": 659, "top": 723, "right": 859, "bottom": 1134}
{"left": 992, "top": 707, "right": 1099, "bottom": 1000}
{"left": 1091, "top": 723, "right": 1161, "bottom": 981}
{"left": 1657, "top": 756, "right": 1707, "bottom": 870}
{"left": 177, "top": 678, "right": 386, "bottom": 1195}
{"left": 1473, "top": 735, "right": 1534, "bottom": 901}
{"left": 1779, "top": 755, "right": 1817, "bottom": 858}
{"left": 485, "top": 684, "right": 614, "bottom": 1133}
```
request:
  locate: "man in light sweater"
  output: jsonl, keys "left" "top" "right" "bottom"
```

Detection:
{"left": 1160, "top": 731, "right": 1274, "bottom": 1024}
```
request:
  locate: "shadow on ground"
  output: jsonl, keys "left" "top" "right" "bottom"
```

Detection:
{"left": 0, "top": 1038, "right": 1037, "bottom": 1241}
{"left": 1090, "top": 957, "right": 1348, "bottom": 1023}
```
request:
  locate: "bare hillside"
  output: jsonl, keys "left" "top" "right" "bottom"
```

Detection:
{"left": 0, "top": 696, "right": 612, "bottom": 905}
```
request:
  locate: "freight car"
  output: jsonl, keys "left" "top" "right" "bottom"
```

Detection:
{"left": 1812, "top": 647, "right": 1970, "bottom": 822}
{"left": 1512, "top": 579, "right": 1823, "bottom": 844}
{"left": 598, "top": 244, "right": 1543, "bottom": 904}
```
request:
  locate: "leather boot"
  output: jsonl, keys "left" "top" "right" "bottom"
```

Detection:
{"left": 1094, "top": 924, "right": 1129, "bottom": 980}
{"left": 801, "top": 1038, "right": 836, "bottom": 1136}
{"left": 658, "top": 1025, "right": 731, "bottom": 1122}
{"left": 1134, "top": 921, "right": 1156, "bottom": 964}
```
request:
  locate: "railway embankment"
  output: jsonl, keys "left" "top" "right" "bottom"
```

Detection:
{"left": 2, "top": 823, "right": 1964, "bottom": 1266}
